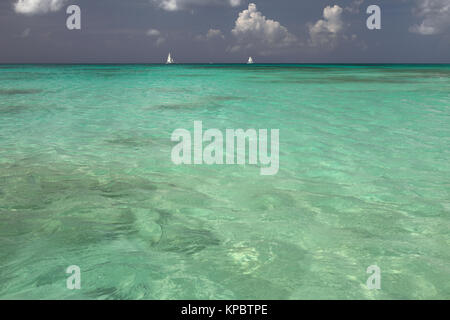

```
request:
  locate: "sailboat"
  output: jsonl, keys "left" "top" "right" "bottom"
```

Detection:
{"left": 166, "top": 53, "right": 174, "bottom": 64}
{"left": 247, "top": 56, "right": 254, "bottom": 64}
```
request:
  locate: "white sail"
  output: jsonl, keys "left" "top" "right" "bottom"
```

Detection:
{"left": 166, "top": 53, "right": 174, "bottom": 64}
{"left": 247, "top": 56, "right": 254, "bottom": 64}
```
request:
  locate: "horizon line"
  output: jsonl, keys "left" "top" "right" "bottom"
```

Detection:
{"left": 1, "top": 62, "right": 449, "bottom": 65}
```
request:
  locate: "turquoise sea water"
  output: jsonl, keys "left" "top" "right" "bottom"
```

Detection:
{"left": 0, "top": 64, "right": 449, "bottom": 299}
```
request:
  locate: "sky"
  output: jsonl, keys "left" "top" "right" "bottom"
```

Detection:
{"left": 0, "top": 0, "right": 449, "bottom": 63}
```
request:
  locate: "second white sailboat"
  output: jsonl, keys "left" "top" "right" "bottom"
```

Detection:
{"left": 166, "top": 53, "right": 174, "bottom": 64}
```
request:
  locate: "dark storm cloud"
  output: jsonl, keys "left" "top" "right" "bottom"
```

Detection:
{"left": 0, "top": 0, "right": 449, "bottom": 63}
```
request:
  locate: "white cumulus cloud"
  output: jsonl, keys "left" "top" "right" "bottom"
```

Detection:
{"left": 196, "top": 28, "right": 225, "bottom": 41}
{"left": 146, "top": 29, "right": 166, "bottom": 46}
{"left": 409, "top": 0, "right": 450, "bottom": 35}
{"left": 206, "top": 29, "right": 224, "bottom": 39}
{"left": 345, "top": 0, "right": 364, "bottom": 13}
{"left": 147, "top": 29, "right": 161, "bottom": 37}
{"left": 195, "top": 29, "right": 225, "bottom": 41}
{"left": 230, "top": 3, "right": 297, "bottom": 54}
{"left": 14, "top": 0, "right": 68, "bottom": 15}
{"left": 308, "top": 5, "right": 344, "bottom": 47}
{"left": 20, "top": 28, "right": 31, "bottom": 38}
{"left": 152, "top": 0, "right": 242, "bottom": 11}
{"left": 229, "top": 0, "right": 242, "bottom": 7}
